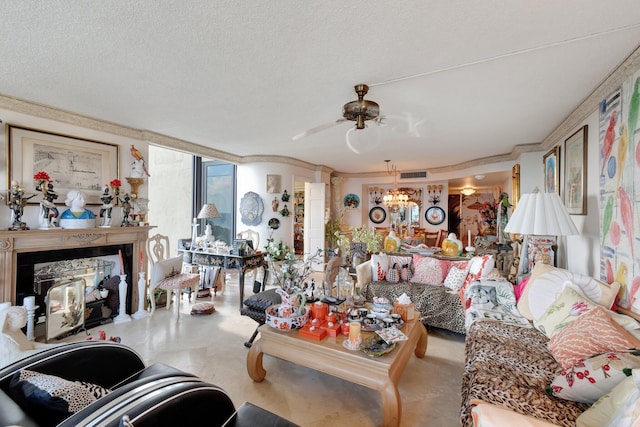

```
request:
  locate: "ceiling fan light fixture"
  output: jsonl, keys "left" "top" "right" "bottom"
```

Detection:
{"left": 346, "top": 123, "right": 381, "bottom": 154}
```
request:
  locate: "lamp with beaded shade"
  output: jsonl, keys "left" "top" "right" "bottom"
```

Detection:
{"left": 197, "top": 203, "right": 221, "bottom": 243}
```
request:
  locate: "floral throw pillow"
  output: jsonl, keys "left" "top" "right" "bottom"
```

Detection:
{"left": 548, "top": 307, "right": 640, "bottom": 370}
{"left": 546, "top": 350, "right": 640, "bottom": 404}
{"left": 370, "top": 253, "right": 389, "bottom": 282}
{"left": 534, "top": 284, "right": 640, "bottom": 339}
{"left": 462, "top": 255, "right": 495, "bottom": 287}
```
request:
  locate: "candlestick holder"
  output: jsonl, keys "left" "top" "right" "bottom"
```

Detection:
{"left": 25, "top": 304, "right": 39, "bottom": 341}
{"left": 113, "top": 274, "right": 132, "bottom": 323}
{"left": 132, "top": 272, "right": 150, "bottom": 319}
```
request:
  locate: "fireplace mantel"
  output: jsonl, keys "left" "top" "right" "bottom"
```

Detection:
{"left": 0, "top": 226, "right": 153, "bottom": 307}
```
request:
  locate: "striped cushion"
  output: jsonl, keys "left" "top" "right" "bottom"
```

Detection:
{"left": 157, "top": 273, "right": 200, "bottom": 290}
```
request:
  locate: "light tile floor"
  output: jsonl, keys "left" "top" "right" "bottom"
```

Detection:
{"left": 55, "top": 274, "right": 467, "bottom": 426}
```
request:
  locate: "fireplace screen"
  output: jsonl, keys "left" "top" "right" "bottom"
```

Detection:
{"left": 35, "top": 258, "right": 116, "bottom": 341}
{"left": 45, "top": 277, "right": 86, "bottom": 342}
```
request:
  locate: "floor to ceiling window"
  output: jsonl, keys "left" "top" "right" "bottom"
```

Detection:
{"left": 195, "top": 159, "right": 237, "bottom": 245}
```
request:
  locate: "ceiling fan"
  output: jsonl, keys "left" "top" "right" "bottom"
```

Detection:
{"left": 292, "top": 84, "right": 383, "bottom": 141}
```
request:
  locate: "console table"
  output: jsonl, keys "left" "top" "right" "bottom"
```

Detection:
{"left": 179, "top": 250, "right": 268, "bottom": 311}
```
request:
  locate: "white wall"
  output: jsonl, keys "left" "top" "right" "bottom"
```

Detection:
{"left": 236, "top": 162, "right": 328, "bottom": 252}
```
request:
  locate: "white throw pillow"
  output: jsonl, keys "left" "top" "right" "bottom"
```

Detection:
{"left": 517, "top": 263, "right": 619, "bottom": 321}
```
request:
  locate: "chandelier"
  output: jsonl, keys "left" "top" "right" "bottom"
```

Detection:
{"left": 383, "top": 160, "right": 409, "bottom": 209}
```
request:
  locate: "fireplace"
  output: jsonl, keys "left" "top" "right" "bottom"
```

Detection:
{"left": 16, "top": 244, "right": 134, "bottom": 320}
{"left": 0, "top": 226, "right": 152, "bottom": 317}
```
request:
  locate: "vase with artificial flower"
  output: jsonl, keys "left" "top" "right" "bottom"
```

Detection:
{"left": 263, "top": 239, "right": 323, "bottom": 330}
{"left": 109, "top": 179, "right": 122, "bottom": 206}
{"left": 33, "top": 171, "right": 59, "bottom": 229}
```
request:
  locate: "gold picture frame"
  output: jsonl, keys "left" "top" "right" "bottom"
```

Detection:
{"left": 543, "top": 146, "right": 560, "bottom": 196}
{"left": 7, "top": 125, "right": 120, "bottom": 205}
{"left": 564, "top": 125, "right": 588, "bottom": 215}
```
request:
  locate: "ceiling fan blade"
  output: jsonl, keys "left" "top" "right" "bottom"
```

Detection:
{"left": 292, "top": 118, "right": 347, "bottom": 140}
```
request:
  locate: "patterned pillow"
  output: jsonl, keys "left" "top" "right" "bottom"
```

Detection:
{"left": 462, "top": 255, "right": 495, "bottom": 287}
{"left": 576, "top": 370, "right": 640, "bottom": 427}
{"left": 534, "top": 284, "right": 640, "bottom": 339}
{"left": 548, "top": 307, "right": 640, "bottom": 370}
{"left": 370, "top": 253, "right": 389, "bottom": 282}
{"left": 443, "top": 263, "right": 470, "bottom": 290}
{"left": 547, "top": 351, "right": 640, "bottom": 403}
{"left": 517, "top": 263, "right": 619, "bottom": 321}
{"left": 412, "top": 255, "right": 447, "bottom": 286}
{"left": 9, "top": 369, "right": 110, "bottom": 424}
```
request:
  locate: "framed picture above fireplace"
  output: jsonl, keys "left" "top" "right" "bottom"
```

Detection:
{"left": 7, "top": 125, "right": 120, "bottom": 205}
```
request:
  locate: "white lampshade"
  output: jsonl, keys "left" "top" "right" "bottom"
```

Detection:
{"left": 504, "top": 188, "right": 578, "bottom": 236}
{"left": 197, "top": 203, "right": 221, "bottom": 219}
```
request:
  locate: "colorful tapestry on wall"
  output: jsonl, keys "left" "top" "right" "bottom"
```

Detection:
{"left": 599, "top": 70, "right": 640, "bottom": 314}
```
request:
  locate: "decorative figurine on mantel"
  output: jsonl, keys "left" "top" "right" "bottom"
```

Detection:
{"left": 120, "top": 193, "right": 133, "bottom": 227}
{"left": 59, "top": 190, "right": 96, "bottom": 229}
{"left": 34, "top": 171, "right": 59, "bottom": 229}
{"left": 8, "top": 181, "right": 35, "bottom": 230}
{"left": 99, "top": 185, "right": 115, "bottom": 227}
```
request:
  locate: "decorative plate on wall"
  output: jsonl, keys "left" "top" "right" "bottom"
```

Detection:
{"left": 425, "top": 206, "right": 445, "bottom": 225}
{"left": 369, "top": 207, "right": 387, "bottom": 224}
{"left": 268, "top": 218, "right": 280, "bottom": 229}
{"left": 343, "top": 193, "right": 360, "bottom": 208}
{"left": 240, "top": 191, "right": 263, "bottom": 226}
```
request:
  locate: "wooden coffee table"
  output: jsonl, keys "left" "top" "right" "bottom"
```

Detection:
{"left": 246, "top": 311, "right": 428, "bottom": 427}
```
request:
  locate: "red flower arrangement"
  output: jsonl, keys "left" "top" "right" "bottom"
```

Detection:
{"left": 109, "top": 179, "right": 122, "bottom": 187}
{"left": 33, "top": 171, "right": 51, "bottom": 181}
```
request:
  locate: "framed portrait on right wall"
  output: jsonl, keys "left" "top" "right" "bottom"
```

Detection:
{"left": 543, "top": 146, "right": 560, "bottom": 196}
{"left": 563, "top": 125, "right": 588, "bottom": 215}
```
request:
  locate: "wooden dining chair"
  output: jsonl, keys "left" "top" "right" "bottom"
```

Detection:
{"left": 423, "top": 231, "right": 440, "bottom": 247}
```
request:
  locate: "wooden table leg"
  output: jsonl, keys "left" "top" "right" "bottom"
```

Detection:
{"left": 414, "top": 322, "right": 428, "bottom": 358}
{"left": 380, "top": 378, "right": 401, "bottom": 427}
{"left": 246, "top": 338, "right": 266, "bottom": 382}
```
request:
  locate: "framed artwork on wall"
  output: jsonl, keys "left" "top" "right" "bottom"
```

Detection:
{"left": 543, "top": 146, "right": 560, "bottom": 196}
{"left": 564, "top": 125, "right": 588, "bottom": 215}
{"left": 7, "top": 125, "right": 119, "bottom": 205}
{"left": 266, "top": 174, "right": 281, "bottom": 193}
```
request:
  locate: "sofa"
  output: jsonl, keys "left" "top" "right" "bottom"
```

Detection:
{"left": 0, "top": 341, "right": 298, "bottom": 427}
{"left": 356, "top": 252, "right": 500, "bottom": 334}
{"left": 461, "top": 263, "right": 640, "bottom": 427}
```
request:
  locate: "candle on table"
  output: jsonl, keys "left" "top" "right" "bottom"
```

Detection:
{"left": 349, "top": 322, "right": 361, "bottom": 346}
{"left": 23, "top": 296, "right": 35, "bottom": 309}
{"left": 468, "top": 230, "right": 471, "bottom": 247}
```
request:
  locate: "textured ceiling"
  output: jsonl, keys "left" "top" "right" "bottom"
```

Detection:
{"left": 1, "top": 1, "right": 640, "bottom": 175}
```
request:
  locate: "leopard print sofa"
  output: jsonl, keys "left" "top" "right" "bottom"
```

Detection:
{"left": 360, "top": 280, "right": 466, "bottom": 334}
{"left": 460, "top": 319, "right": 588, "bottom": 427}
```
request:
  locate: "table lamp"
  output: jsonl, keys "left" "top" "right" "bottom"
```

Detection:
{"left": 504, "top": 187, "right": 578, "bottom": 275}
{"left": 197, "top": 203, "right": 221, "bottom": 243}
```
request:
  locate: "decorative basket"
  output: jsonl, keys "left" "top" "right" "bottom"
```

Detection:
{"left": 265, "top": 304, "right": 309, "bottom": 330}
